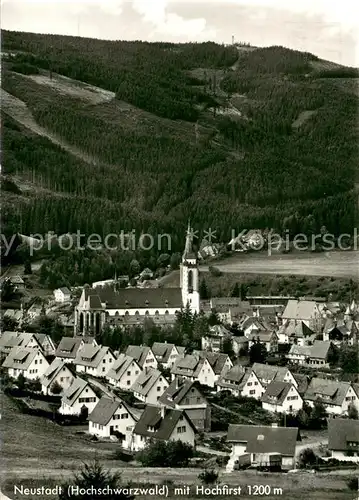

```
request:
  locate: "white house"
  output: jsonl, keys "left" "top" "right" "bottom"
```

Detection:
{"left": 54, "top": 287, "right": 71, "bottom": 303}
{"left": 74, "top": 344, "right": 116, "bottom": 378}
{"left": 41, "top": 358, "right": 75, "bottom": 395}
{"left": 217, "top": 365, "right": 264, "bottom": 399}
{"left": 0, "top": 331, "right": 43, "bottom": 360}
{"left": 261, "top": 381, "right": 303, "bottom": 414}
{"left": 2, "top": 347, "right": 49, "bottom": 380}
{"left": 88, "top": 396, "right": 141, "bottom": 449}
{"left": 250, "top": 363, "right": 297, "bottom": 389}
{"left": 304, "top": 378, "right": 359, "bottom": 416}
{"left": 281, "top": 300, "right": 322, "bottom": 332}
{"left": 131, "top": 406, "right": 196, "bottom": 452}
{"left": 55, "top": 337, "right": 87, "bottom": 363}
{"left": 106, "top": 354, "right": 142, "bottom": 390}
{"left": 201, "top": 325, "right": 232, "bottom": 353}
{"left": 171, "top": 354, "right": 217, "bottom": 388}
{"left": 226, "top": 424, "right": 298, "bottom": 472}
{"left": 277, "top": 320, "right": 315, "bottom": 345}
{"left": 193, "top": 350, "right": 233, "bottom": 382}
{"left": 287, "top": 341, "right": 336, "bottom": 368}
{"left": 131, "top": 368, "right": 169, "bottom": 405}
{"left": 33, "top": 333, "right": 56, "bottom": 356}
{"left": 328, "top": 418, "right": 359, "bottom": 462}
{"left": 59, "top": 378, "right": 99, "bottom": 416}
{"left": 125, "top": 345, "right": 158, "bottom": 370}
{"left": 151, "top": 342, "right": 185, "bottom": 369}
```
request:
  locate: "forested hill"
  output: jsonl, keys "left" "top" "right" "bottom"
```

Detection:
{"left": 2, "top": 30, "right": 358, "bottom": 253}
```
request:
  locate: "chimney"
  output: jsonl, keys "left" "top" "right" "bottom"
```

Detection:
{"left": 160, "top": 406, "right": 165, "bottom": 419}
{"left": 271, "top": 423, "right": 278, "bottom": 428}
{"left": 175, "top": 377, "right": 179, "bottom": 389}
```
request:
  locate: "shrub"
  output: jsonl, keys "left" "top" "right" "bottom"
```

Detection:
{"left": 347, "top": 477, "right": 358, "bottom": 491}
{"left": 198, "top": 469, "right": 219, "bottom": 485}
{"left": 208, "top": 266, "right": 222, "bottom": 277}
{"left": 51, "top": 380, "right": 63, "bottom": 395}
{"left": 298, "top": 448, "right": 317, "bottom": 469}
{"left": 136, "top": 440, "right": 194, "bottom": 467}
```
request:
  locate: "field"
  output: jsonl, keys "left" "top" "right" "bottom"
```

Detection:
{"left": 1, "top": 394, "right": 356, "bottom": 500}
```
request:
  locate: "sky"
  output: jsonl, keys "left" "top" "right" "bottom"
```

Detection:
{"left": 1, "top": 0, "right": 358, "bottom": 66}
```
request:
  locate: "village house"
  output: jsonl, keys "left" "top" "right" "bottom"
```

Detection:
{"left": 287, "top": 341, "right": 336, "bottom": 368}
{"left": 171, "top": 354, "right": 217, "bottom": 387}
{"left": 88, "top": 396, "right": 141, "bottom": 449}
{"left": 55, "top": 337, "right": 87, "bottom": 363}
{"left": 53, "top": 287, "right": 71, "bottom": 303}
{"left": 250, "top": 363, "right": 297, "bottom": 390}
{"left": 231, "top": 335, "right": 249, "bottom": 356}
{"left": 217, "top": 365, "right": 264, "bottom": 399}
{"left": 277, "top": 320, "right": 315, "bottom": 345}
{"left": 0, "top": 331, "right": 44, "bottom": 360}
{"left": 106, "top": 354, "right": 142, "bottom": 390}
{"left": 131, "top": 368, "right": 169, "bottom": 405}
{"left": 131, "top": 406, "right": 196, "bottom": 452}
{"left": 281, "top": 300, "right": 322, "bottom": 332}
{"left": 248, "top": 330, "right": 278, "bottom": 353}
{"left": 41, "top": 359, "right": 76, "bottom": 395}
{"left": 238, "top": 316, "right": 270, "bottom": 338}
{"left": 125, "top": 345, "right": 158, "bottom": 370}
{"left": 226, "top": 424, "right": 299, "bottom": 472}
{"left": 209, "top": 298, "right": 252, "bottom": 324}
{"left": 305, "top": 378, "right": 359, "bottom": 416}
{"left": 193, "top": 350, "right": 233, "bottom": 382}
{"left": 327, "top": 418, "right": 359, "bottom": 462}
{"left": 59, "top": 377, "right": 99, "bottom": 416}
{"left": 2, "top": 346, "right": 49, "bottom": 380}
{"left": 158, "top": 378, "right": 211, "bottom": 431}
{"left": 261, "top": 381, "right": 303, "bottom": 414}
{"left": 201, "top": 325, "right": 232, "bottom": 353}
{"left": 73, "top": 344, "right": 116, "bottom": 378}
{"left": 151, "top": 342, "right": 185, "bottom": 369}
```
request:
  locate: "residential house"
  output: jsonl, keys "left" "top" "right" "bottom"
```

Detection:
{"left": 304, "top": 378, "right": 359, "bottom": 415}
{"left": 250, "top": 363, "right": 297, "bottom": 390}
{"left": 33, "top": 333, "right": 56, "bottom": 356}
{"left": 132, "top": 406, "right": 196, "bottom": 451}
{"left": 41, "top": 359, "right": 76, "bottom": 395}
{"left": 193, "top": 350, "right": 233, "bottom": 382}
{"left": 248, "top": 331, "right": 278, "bottom": 353}
{"left": 59, "top": 377, "right": 99, "bottom": 416}
{"left": 74, "top": 344, "right": 116, "bottom": 378}
{"left": 88, "top": 396, "right": 141, "bottom": 449}
{"left": 0, "top": 331, "right": 43, "bottom": 360}
{"left": 261, "top": 381, "right": 303, "bottom": 414}
{"left": 226, "top": 424, "right": 299, "bottom": 472}
{"left": 287, "top": 341, "right": 336, "bottom": 368}
{"left": 131, "top": 368, "right": 169, "bottom": 405}
{"left": 106, "top": 354, "right": 142, "bottom": 390}
{"left": 238, "top": 316, "right": 270, "bottom": 338}
{"left": 53, "top": 287, "right": 71, "bottom": 303}
{"left": 125, "top": 345, "right": 158, "bottom": 370}
{"left": 209, "top": 298, "right": 252, "bottom": 324}
{"left": 281, "top": 300, "right": 322, "bottom": 332}
{"left": 201, "top": 325, "right": 232, "bottom": 353}
{"left": 232, "top": 336, "right": 249, "bottom": 356}
{"left": 217, "top": 365, "right": 264, "bottom": 399}
{"left": 171, "top": 354, "right": 217, "bottom": 387}
{"left": 55, "top": 337, "right": 86, "bottom": 363}
{"left": 277, "top": 320, "right": 315, "bottom": 345}
{"left": 158, "top": 378, "right": 211, "bottom": 431}
{"left": 328, "top": 418, "right": 359, "bottom": 462}
{"left": 151, "top": 342, "right": 184, "bottom": 369}
{"left": 2, "top": 346, "right": 49, "bottom": 380}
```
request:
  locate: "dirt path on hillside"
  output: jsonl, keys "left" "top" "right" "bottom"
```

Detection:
{"left": 1, "top": 89, "right": 99, "bottom": 166}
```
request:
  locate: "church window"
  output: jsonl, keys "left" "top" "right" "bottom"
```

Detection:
{"left": 165, "top": 310, "right": 169, "bottom": 315}
{"left": 145, "top": 310, "right": 149, "bottom": 315}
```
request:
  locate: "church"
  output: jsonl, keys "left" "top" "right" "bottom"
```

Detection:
{"left": 74, "top": 226, "right": 200, "bottom": 335}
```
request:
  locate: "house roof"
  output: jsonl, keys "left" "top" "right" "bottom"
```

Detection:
{"left": 125, "top": 345, "right": 153, "bottom": 368}
{"left": 304, "top": 378, "right": 351, "bottom": 406}
{"left": 288, "top": 345, "right": 312, "bottom": 357}
{"left": 227, "top": 424, "right": 298, "bottom": 456}
{"left": 133, "top": 406, "right": 196, "bottom": 440}
{"left": 107, "top": 354, "right": 139, "bottom": 381}
{"left": 193, "top": 350, "right": 231, "bottom": 375}
{"left": 158, "top": 379, "right": 206, "bottom": 408}
{"left": 261, "top": 381, "right": 298, "bottom": 406}
{"left": 251, "top": 363, "right": 292, "bottom": 384}
{"left": 293, "top": 373, "right": 310, "bottom": 395}
{"left": 282, "top": 300, "right": 318, "bottom": 320}
{"left": 248, "top": 330, "right": 275, "bottom": 342}
{"left": 208, "top": 325, "right": 232, "bottom": 337}
{"left": 41, "top": 359, "right": 74, "bottom": 388}
{"left": 2, "top": 346, "right": 39, "bottom": 370}
{"left": 75, "top": 345, "right": 111, "bottom": 368}
{"left": 217, "top": 365, "right": 252, "bottom": 390}
{"left": 131, "top": 368, "right": 164, "bottom": 396}
{"left": 309, "top": 341, "right": 332, "bottom": 359}
{"left": 82, "top": 287, "right": 182, "bottom": 310}
{"left": 61, "top": 378, "right": 95, "bottom": 407}
{"left": 0, "top": 331, "right": 41, "bottom": 352}
{"left": 328, "top": 418, "right": 359, "bottom": 451}
{"left": 152, "top": 342, "right": 176, "bottom": 363}
{"left": 278, "top": 320, "right": 314, "bottom": 338}
{"left": 56, "top": 287, "right": 71, "bottom": 295}
{"left": 55, "top": 337, "right": 83, "bottom": 359}
{"left": 171, "top": 354, "right": 207, "bottom": 378}
{"left": 88, "top": 396, "right": 140, "bottom": 426}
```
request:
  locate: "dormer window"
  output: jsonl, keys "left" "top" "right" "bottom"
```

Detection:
{"left": 145, "top": 300, "right": 149, "bottom": 306}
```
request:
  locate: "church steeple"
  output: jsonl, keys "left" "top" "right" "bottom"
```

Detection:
{"left": 180, "top": 222, "right": 200, "bottom": 314}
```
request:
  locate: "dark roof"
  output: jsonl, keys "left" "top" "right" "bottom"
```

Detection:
{"left": 83, "top": 287, "right": 182, "bottom": 309}
{"left": 133, "top": 406, "right": 196, "bottom": 440}
{"left": 107, "top": 354, "right": 139, "bottom": 381}
{"left": 328, "top": 418, "right": 359, "bottom": 451}
{"left": 227, "top": 424, "right": 298, "bottom": 456}
{"left": 304, "top": 378, "right": 351, "bottom": 406}
{"left": 152, "top": 342, "right": 175, "bottom": 363}
{"left": 158, "top": 379, "right": 206, "bottom": 408}
{"left": 58, "top": 287, "right": 71, "bottom": 295}
{"left": 88, "top": 396, "right": 140, "bottom": 426}
{"left": 309, "top": 341, "right": 332, "bottom": 359}
{"left": 193, "top": 350, "right": 231, "bottom": 375}
{"left": 293, "top": 373, "right": 310, "bottom": 395}
{"left": 131, "top": 368, "right": 164, "bottom": 396}
{"left": 261, "top": 381, "right": 295, "bottom": 405}
{"left": 55, "top": 337, "right": 83, "bottom": 359}
{"left": 125, "top": 345, "right": 153, "bottom": 368}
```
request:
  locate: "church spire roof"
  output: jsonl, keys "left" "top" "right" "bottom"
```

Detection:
{"left": 183, "top": 221, "right": 196, "bottom": 260}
